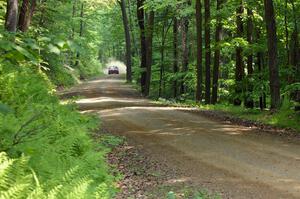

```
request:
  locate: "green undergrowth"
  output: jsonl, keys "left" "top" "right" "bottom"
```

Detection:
{"left": 157, "top": 99, "right": 300, "bottom": 133}
{"left": 0, "top": 66, "right": 121, "bottom": 198}
{"left": 166, "top": 190, "right": 221, "bottom": 199}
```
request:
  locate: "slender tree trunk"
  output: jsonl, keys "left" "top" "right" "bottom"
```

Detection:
{"left": 264, "top": 0, "right": 281, "bottom": 109}
{"left": 180, "top": 17, "right": 189, "bottom": 95}
{"left": 18, "top": 0, "right": 29, "bottom": 31}
{"left": 284, "top": 0, "right": 289, "bottom": 65}
{"left": 75, "top": 3, "right": 84, "bottom": 68}
{"left": 5, "top": 0, "right": 18, "bottom": 32}
{"left": 159, "top": 30, "right": 165, "bottom": 98}
{"left": 256, "top": 29, "right": 267, "bottom": 110}
{"left": 145, "top": 11, "right": 155, "bottom": 96}
{"left": 180, "top": 0, "right": 191, "bottom": 95}
{"left": 245, "top": 8, "right": 254, "bottom": 108}
{"left": 120, "top": 0, "right": 132, "bottom": 82}
{"left": 173, "top": 17, "right": 179, "bottom": 98}
{"left": 137, "top": 0, "right": 147, "bottom": 95}
{"left": 71, "top": 0, "right": 77, "bottom": 38}
{"left": 211, "top": 0, "right": 223, "bottom": 104}
{"left": 18, "top": 0, "right": 36, "bottom": 32}
{"left": 204, "top": 0, "right": 211, "bottom": 104}
{"left": 79, "top": 3, "right": 84, "bottom": 37}
{"left": 257, "top": 51, "right": 267, "bottom": 110}
{"left": 127, "top": 0, "right": 138, "bottom": 57}
{"left": 234, "top": 0, "right": 244, "bottom": 106}
{"left": 159, "top": 16, "right": 172, "bottom": 98}
{"left": 290, "top": 0, "right": 299, "bottom": 85}
{"left": 195, "top": 0, "right": 203, "bottom": 102}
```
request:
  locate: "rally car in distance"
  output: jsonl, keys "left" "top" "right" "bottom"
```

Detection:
{"left": 108, "top": 66, "right": 119, "bottom": 75}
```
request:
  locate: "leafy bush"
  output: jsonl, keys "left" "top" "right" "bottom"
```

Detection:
{"left": 0, "top": 66, "right": 117, "bottom": 198}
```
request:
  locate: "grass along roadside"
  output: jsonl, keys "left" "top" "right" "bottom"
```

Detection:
{"left": 155, "top": 99, "right": 300, "bottom": 133}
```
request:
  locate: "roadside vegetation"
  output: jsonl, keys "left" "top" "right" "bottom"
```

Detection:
{"left": 158, "top": 99, "right": 300, "bottom": 132}
{"left": 0, "top": 0, "right": 121, "bottom": 198}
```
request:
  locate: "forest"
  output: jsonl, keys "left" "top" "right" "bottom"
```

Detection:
{"left": 99, "top": 0, "right": 300, "bottom": 130}
{"left": 0, "top": 0, "right": 299, "bottom": 198}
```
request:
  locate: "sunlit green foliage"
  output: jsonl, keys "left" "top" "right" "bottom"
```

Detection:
{"left": 0, "top": 65, "right": 118, "bottom": 198}
{"left": 0, "top": 0, "right": 121, "bottom": 198}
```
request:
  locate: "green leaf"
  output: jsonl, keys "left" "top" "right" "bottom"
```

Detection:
{"left": 0, "top": 103, "right": 13, "bottom": 115}
{"left": 13, "top": 45, "right": 36, "bottom": 61}
{"left": 48, "top": 44, "right": 60, "bottom": 55}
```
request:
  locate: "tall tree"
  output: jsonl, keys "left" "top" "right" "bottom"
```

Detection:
{"left": 145, "top": 11, "right": 155, "bottom": 96}
{"left": 204, "top": 0, "right": 211, "bottom": 104}
{"left": 264, "top": 0, "right": 281, "bottom": 109}
{"left": 195, "top": 0, "right": 203, "bottom": 102}
{"left": 5, "top": 0, "right": 18, "bottom": 32}
{"left": 137, "top": 0, "right": 147, "bottom": 95}
{"left": 159, "top": 14, "right": 172, "bottom": 98}
{"left": 211, "top": 0, "right": 223, "bottom": 104}
{"left": 71, "top": 0, "right": 77, "bottom": 38}
{"left": 127, "top": 0, "right": 138, "bottom": 57}
{"left": 245, "top": 8, "right": 254, "bottom": 108}
{"left": 119, "top": 0, "right": 132, "bottom": 83}
{"left": 180, "top": 0, "right": 191, "bottom": 95}
{"left": 234, "top": 0, "right": 244, "bottom": 106}
{"left": 256, "top": 30, "right": 266, "bottom": 110}
{"left": 173, "top": 16, "right": 179, "bottom": 98}
{"left": 18, "top": 0, "right": 37, "bottom": 32}
{"left": 75, "top": 3, "right": 84, "bottom": 68}
{"left": 290, "top": 0, "right": 299, "bottom": 85}
{"left": 284, "top": 0, "right": 289, "bottom": 65}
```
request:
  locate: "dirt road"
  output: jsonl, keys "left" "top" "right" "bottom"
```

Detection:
{"left": 62, "top": 76, "right": 300, "bottom": 199}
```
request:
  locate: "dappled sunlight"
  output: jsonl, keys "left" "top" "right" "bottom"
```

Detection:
{"left": 167, "top": 177, "right": 192, "bottom": 184}
{"left": 65, "top": 74, "right": 300, "bottom": 199}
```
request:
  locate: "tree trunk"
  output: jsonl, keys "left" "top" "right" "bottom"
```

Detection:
{"left": 284, "top": 0, "right": 289, "bottom": 66}
{"left": 18, "top": 0, "right": 29, "bottom": 31}
{"left": 159, "top": 16, "right": 172, "bottom": 98}
{"left": 75, "top": 3, "right": 84, "bottom": 68}
{"left": 257, "top": 51, "right": 266, "bottom": 110}
{"left": 71, "top": 0, "right": 77, "bottom": 38}
{"left": 173, "top": 17, "right": 179, "bottom": 98}
{"left": 211, "top": 0, "right": 223, "bottom": 104}
{"left": 120, "top": 0, "right": 132, "bottom": 83}
{"left": 290, "top": 0, "right": 299, "bottom": 85}
{"left": 79, "top": 3, "right": 84, "bottom": 37}
{"left": 145, "top": 11, "right": 155, "bottom": 96}
{"left": 234, "top": 0, "right": 244, "bottom": 106}
{"left": 195, "top": 0, "right": 203, "bottom": 102}
{"left": 18, "top": 0, "right": 37, "bottom": 32}
{"left": 204, "top": 0, "right": 211, "bottom": 104}
{"left": 264, "top": 0, "right": 281, "bottom": 109}
{"left": 256, "top": 29, "right": 267, "bottom": 110}
{"left": 180, "top": 0, "right": 191, "bottom": 95}
{"left": 137, "top": 0, "right": 147, "bottom": 95}
{"left": 180, "top": 17, "right": 189, "bottom": 95}
{"left": 159, "top": 27, "right": 165, "bottom": 98}
{"left": 127, "top": 0, "right": 138, "bottom": 57}
{"left": 5, "top": 0, "right": 18, "bottom": 32}
{"left": 245, "top": 8, "right": 254, "bottom": 108}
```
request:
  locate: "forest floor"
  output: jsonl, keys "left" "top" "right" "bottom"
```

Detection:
{"left": 61, "top": 75, "right": 300, "bottom": 199}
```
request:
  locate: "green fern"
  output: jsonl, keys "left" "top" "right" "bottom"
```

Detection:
{"left": 0, "top": 67, "right": 118, "bottom": 198}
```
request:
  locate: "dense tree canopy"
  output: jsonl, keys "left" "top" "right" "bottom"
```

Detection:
{"left": 99, "top": 0, "right": 299, "bottom": 111}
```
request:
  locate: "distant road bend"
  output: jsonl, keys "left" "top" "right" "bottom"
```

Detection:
{"left": 62, "top": 75, "right": 300, "bottom": 199}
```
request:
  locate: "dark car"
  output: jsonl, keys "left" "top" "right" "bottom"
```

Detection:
{"left": 108, "top": 66, "right": 119, "bottom": 75}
